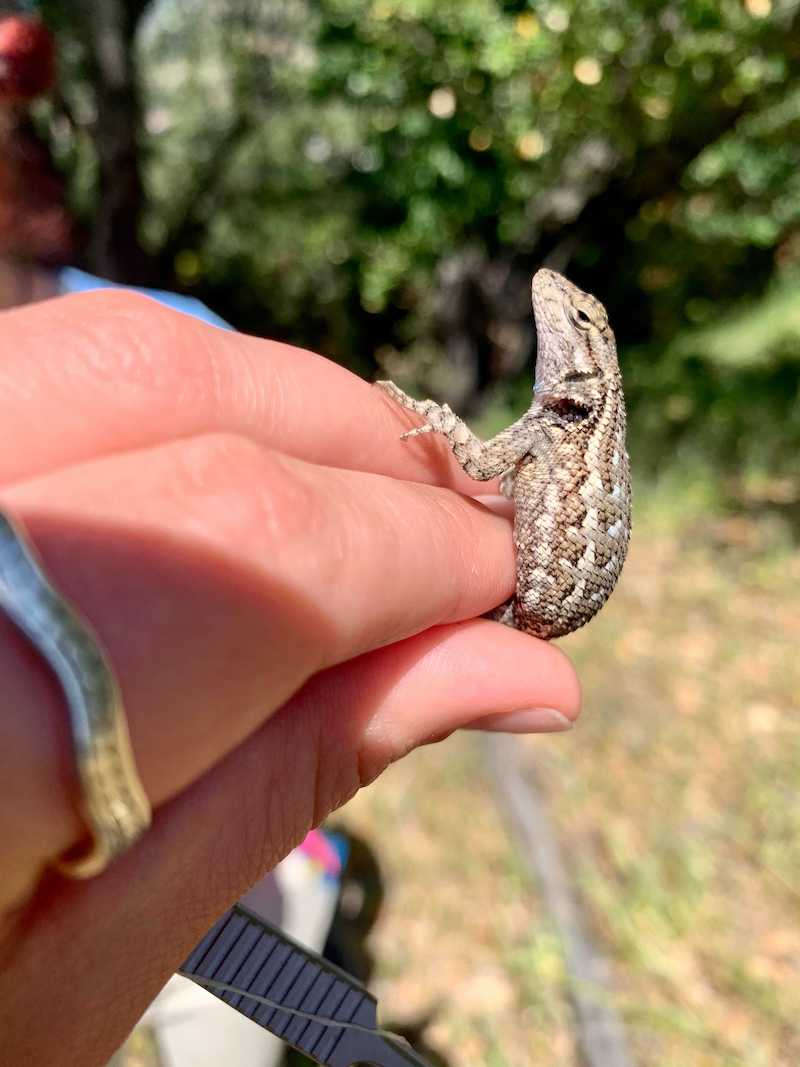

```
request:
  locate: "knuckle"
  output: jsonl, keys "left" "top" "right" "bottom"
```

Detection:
{"left": 172, "top": 433, "right": 288, "bottom": 512}
{"left": 176, "top": 430, "right": 271, "bottom": 486}
{"left": 59, "top": 289, "right": 218, "bottom": 401}
{"left": 173, "top": 433, "right": 319, "bottom": 554}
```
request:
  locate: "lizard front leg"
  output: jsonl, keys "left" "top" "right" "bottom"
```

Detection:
{"left": 377, "top": 380, "right": 537, "bottom": 482}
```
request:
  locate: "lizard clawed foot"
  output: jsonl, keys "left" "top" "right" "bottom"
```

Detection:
{"left": 400, "top": 424, "right": 435, "bottom": 440}
{"left": 375, "top": 380, "right": 412, "bottom": 403}
{"left": 376, "top": 380, "right": 438, "bottom": 439}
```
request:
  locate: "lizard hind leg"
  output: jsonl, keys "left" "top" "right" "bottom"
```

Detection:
{"left": 486, "top": 599, "right": 516, "bottom": 627}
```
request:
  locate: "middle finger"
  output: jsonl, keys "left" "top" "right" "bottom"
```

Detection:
{"left": 2, "top": 431, "right": 517, "bottom": 871}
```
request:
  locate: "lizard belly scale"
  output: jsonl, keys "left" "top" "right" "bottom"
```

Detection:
{"left": 511, "top": 439, "right": 630, "bottom": 639}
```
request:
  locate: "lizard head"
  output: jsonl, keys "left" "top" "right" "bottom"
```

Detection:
{"left": 530, "top": 269, "right": 618, "bottom": 408}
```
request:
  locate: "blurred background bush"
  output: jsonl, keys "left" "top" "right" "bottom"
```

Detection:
{"left": 1, "top": 0, "right": 798, "bottom": 491}
{"left": 2, "top": 3, "right": 799, "bottom": 1066}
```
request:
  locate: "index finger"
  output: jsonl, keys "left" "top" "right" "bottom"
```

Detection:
{"left": 0, "top": 290, "right": 501, "bottom": 492}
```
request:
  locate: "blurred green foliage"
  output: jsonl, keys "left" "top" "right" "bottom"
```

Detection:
{"left": 36, "top": 0, "right": 800, "bottom": 492}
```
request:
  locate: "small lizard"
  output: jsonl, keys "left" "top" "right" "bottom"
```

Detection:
{"left": 377, "top": 268, "right": 631, "bottom": 639}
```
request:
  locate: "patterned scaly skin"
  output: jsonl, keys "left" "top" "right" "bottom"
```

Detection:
{"left": 377, "top": 268, "right": 631, "bottom": 639}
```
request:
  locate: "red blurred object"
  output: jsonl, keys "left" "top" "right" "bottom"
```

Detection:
{"left": 0, "top": 129, "right": 76, "bottom": 264}
{"left": 0, "top": 12, "right": 74, "bottom": 264}
{"left": 0, "top": 14, "right": 55, "bottom": 103}
{"left": 0, "top": 13, "right": 76, "bottom": 281}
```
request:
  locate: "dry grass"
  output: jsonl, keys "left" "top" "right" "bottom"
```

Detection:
{"left": 334, "top": 732, "right": 579, "bottom": 1066}
{"left": 336, "top": 495, "right": 800, "bottom": 1067}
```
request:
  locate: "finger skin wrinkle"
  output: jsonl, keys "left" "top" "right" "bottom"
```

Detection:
{"left": 0, "top": 292, "right": 220, "bottom": 485}
{"left": 180, "top": 438, "right": 362, "bottom": 610}
{"left": 39, "top": 291, "right": 209, "bottom": 401}
{"left": 71, "top": 292, "right": 197, "bottom": 388}
{"left": 0, "top": 291, "right": 494, "bottom": 493}
{"left": 155, "top": 433, "right": 318, "bottom": 550}
{"left": 0, "top": 290, "right": 316, "bottom": 465}
{"left": 425, "top": 492, "right": 505, "bottom": 621}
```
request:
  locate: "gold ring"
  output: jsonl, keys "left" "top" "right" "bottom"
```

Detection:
{"left": 0, "top": 509, "right": 151, "bottom": 877}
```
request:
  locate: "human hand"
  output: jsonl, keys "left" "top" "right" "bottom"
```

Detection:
{"left": 0, "top": 291, "right": 580, "bottom": 1064}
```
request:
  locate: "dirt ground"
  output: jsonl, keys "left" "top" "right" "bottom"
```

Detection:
{"left": 335, "top": 501, "right": 800, "bottom": 1067}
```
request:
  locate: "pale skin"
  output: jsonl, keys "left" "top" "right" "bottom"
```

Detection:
{"left": 0, "top": 291, "right": 580, "bottom": 1065}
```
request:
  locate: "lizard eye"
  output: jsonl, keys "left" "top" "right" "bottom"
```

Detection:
{"left": 571, "top": 306, "right": 593, "bottom": 330}
{"left": 564, "top": 369, "right": 599, "bottom": 383}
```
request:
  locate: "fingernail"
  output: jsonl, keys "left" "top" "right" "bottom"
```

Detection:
{"left": 469, "top": 708, "right": 574, "bottom": 734}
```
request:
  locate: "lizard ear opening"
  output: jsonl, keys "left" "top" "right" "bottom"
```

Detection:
{"left": 544, "top": 396, "right": 594, "bottom": 424}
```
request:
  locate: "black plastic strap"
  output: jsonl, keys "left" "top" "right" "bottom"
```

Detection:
{"left": 180, "top": 904, "right": 431, "bottom": 1067}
